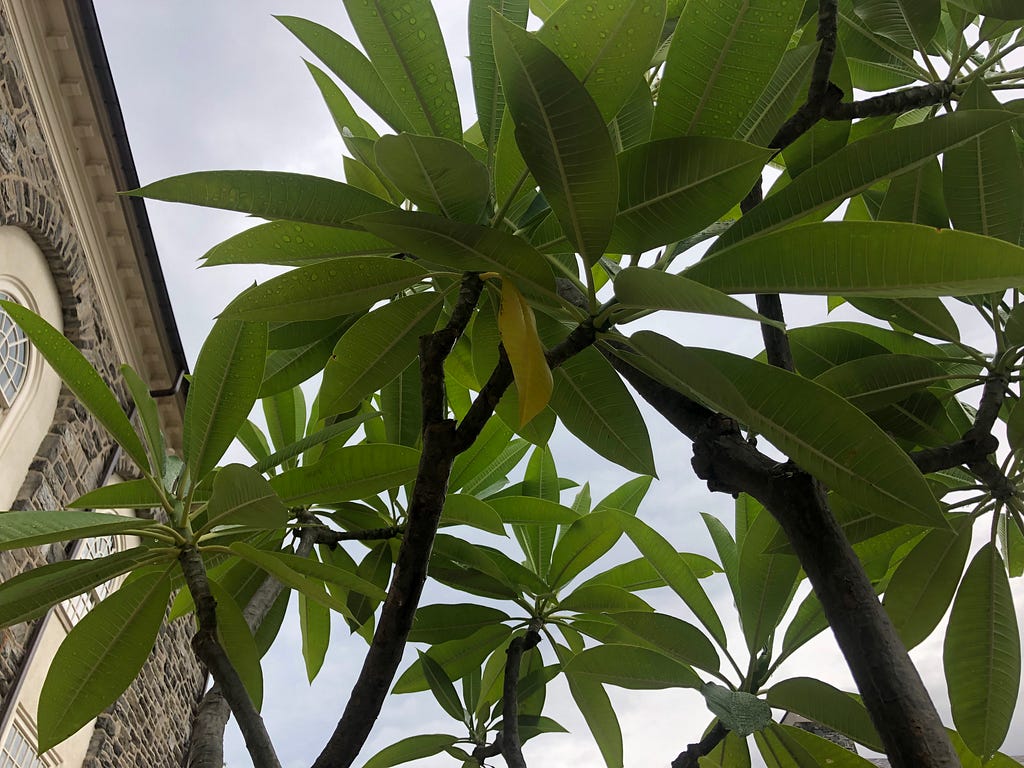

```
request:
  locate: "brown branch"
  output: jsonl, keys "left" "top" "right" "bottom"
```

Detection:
{"left": 671, "top": 722, "right": 728, "bottom": 768}
{"left": 500, "top": 630, "right": 542, "bottom": 768}
{"left": 807, "top": 0, "right": 839, "bottom": 104}
{"left": 179, "top": 545, "right": 281, "bottom": 768}
{"left": 312, "top": 525, "right": 403, "bottom": 547}
{"left": 825, "top": 81, "right": 956, "bottom": 120}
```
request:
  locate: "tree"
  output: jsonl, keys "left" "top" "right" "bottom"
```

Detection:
{"left": 2, "top": 0, "right": 1024, "bottom": 766}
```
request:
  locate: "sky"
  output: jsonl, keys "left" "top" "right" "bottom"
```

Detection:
{"left": 90, "top": 3, "right": 1024, "bottom": 767}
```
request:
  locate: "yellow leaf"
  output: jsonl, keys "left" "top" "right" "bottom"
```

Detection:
{"left": 497, "top": 278, "right": 552, "bottom": 426}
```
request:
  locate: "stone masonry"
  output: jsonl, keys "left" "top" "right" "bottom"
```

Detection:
{"left": 0, "top": 6, "right": 204, "bottom": 767}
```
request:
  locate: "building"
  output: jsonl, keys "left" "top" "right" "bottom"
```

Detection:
{"left": 0, "top": 0, "right": 203, "bottom": 765}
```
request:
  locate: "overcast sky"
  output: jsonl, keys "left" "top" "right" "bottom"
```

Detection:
{"left": 91, "top": 3, "right": 1024, "bottom": 767}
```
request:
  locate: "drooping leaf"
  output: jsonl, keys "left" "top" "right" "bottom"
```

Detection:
{"left": 606, "top": 611, "right": 720, "bottom": 674}
{"left": 340, "top": 0, "right": 462, "bottom": 140}
{"left": 408, "top": 604, "right": 511, "bottom": 645}
{"left": 127, "top": 171, "right": 394, "bottom": 227}
{"left": 270, "top": 444, "right": 420, "bottom": 505}
{"left": 627, "top": 333, "right": 945, "bottom": 527}
{"left": 498, "top": 278, "right": 552, "bottom": 426}
{"left": 877, "top": 158, "right": 948, "bottom": 227}
{"left": 765, "top": 677, "right": 883, "bottom": 751}
{"left": 394, "top": 625, "right": 513, "bottom": 693}
{"left": 37, "top": 569, "right": 171, "bottom": 752}
{"left": 375, "top": 134, "right": 489, "bottom": 222}
{"left": 813, "top": 354, "right": 952, "bottom": 412}
{"left": 492, "top": 13, "right": 618, "bottom": 265}
{"left": 687, "top": 222, "right": 1024, "bottom": 298}
{"left": 851, "top": 0, "right": 940, "bottom": 48}
{"left": 653, "top": 0, "right": 800, "bottom": 139}
{"left": 943, "top": 543, "right": 1021, "bottom": 760}
{"left": 303, "top": 59, "right": 378, "bottom": 140}
{"left": 207, "top": 579, "right": 263, "bottom": 709}
{"left": 68, "top": 478, "right": 165, "bottom": 510}
{"left": 299, "top": 586, "right": 331, "bottom": 683}
{"left": 736, "top": 44, "right": 817, "bottom": 147}
{"left": 712, "top": 110, "right": 1015, "bottom": 249}
{"left": 469, "top": 0, "right": 529, "bottom": 154}
{"left": 0, "top": 301, "right": 150, "bottom": 471}
{"left": 121, "top": 365, "right": 166, "bottom": 477}
{"left": 548, "top": 510, "right": 623, "bottom": 590}
{"left": 557, "top": 644, "right": 624, "bottom": 768}
{"left": 319, "top": 292, "right": 445, "bottom": 416}
{"left": 418, "top": 650, "right": 466, "bottom": 722}
{"left": 202, "top": 221, "right": 395, "bottom": 268}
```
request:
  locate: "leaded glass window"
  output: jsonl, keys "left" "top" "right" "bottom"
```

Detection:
{"left": 0, "top": 720, "right": 58, "bottom": 768}
{"left": 59, "top": 535, "right": 119, "bottom": 628}
{"left": 0, "top": 292, "right": 29, "bottom": 409}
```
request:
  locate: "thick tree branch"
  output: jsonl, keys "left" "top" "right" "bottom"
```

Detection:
{"left": 670, "top": 722, "right": 728, "bottom": 768}
{"left": 179, "top": 545, "right": 281, "bottom": 768}
{"left": 825, "top": 81, "right": 956, "bottom": 120}
{"left": 311, "top": 525, "right": 403, "bottom": 547}
{"left": 605, "top": 349, "right": 960, "bottom": 767}
{"left": 807, "top": 0, "right": 839, "bottom": 104}
{"left": 500, "top": 630, "right": 542, "bottom": 768}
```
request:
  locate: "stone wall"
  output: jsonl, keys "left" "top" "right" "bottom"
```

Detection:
{"left": 0, "top": 7, "right": 204, "bottom": 767}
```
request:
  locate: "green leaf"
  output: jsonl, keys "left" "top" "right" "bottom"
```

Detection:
{"left": 765, "top": 677, "right": 883, "bottom": 751}
{"left": 408, "top": 604, "right": 510, "bottom": 645}
{"left": 127, "top": 171, "right": 394, "bottom": 226}
{"left": 0, "top": 548, "right": 166, "bottom": 628}
{"left": 614, "top": 510, "right": 727, "bottom": 645}
{"left": 228, "top": 544, "right": 356, "bottom": 617}
{"left": 360, "top": 734, "right": 460, "bottom": 768}
{"left": 469, "top": 0, "right": 529, "bottom": 153}
{"left": 0, "top": 301, "right": 150, "bottom": 471}
{"left": 736, "top": 499, "right": 801, "bottom": 654}
{"left": 549, "top": 346, "right": 655, "bottom": 475}
{"left": 277, "top": 16, "right": 416, "bottom": 134}
{"left": 299, "top": 587, "right": 331, "bottom": 683}
{"left": 358, "top": 210, "right": 557, "bottom": 304}
{"left": 943, "top": 81, "right": 1024, "bottom": 244}
{"left": 628, "top": 333, "right": 945, "bottom": 527}
{"left": 712, "top": 110, "right": 1015, "bottom": 249}
{"left": 813, "top": 353, "right": 951, "bottom": 412}
{"left": 320, "top": 292, "right": 445, "bottom": 415}
{"left": 304, "top": 59, "right": 378, "bottom": 140}
{"left": 946, "top": 0, "right": 1024, "bottom": 22}
{"left": 564, "top": 644, "right": 702, "bottom": 689}
{"left": 688, "top": 222, "right": 1024, "bottom": 297}
{"left": 341, "top": 0, "right": 461, "bottom": 140}
{"left": 883, "top": 518, "right": 972, "bottom": 650}
{"left": 68, "top": 478, "right": 164, "bottom": 510}
{"left": 557, "top": 644, "right": 623, "bottom": 768}
{"left": 208, "top": 579, "right": 263, "bottom": 709}
{"left": 536, "top": 0, "right": 667, "bottom": 122}
{"left": 487, "top": 496, "right": 579, "bottom": 525}
{"left": 611, "top": 138, "right": 771, "bottom": 254}
{"left": 944, "top": 542, "right": 1021, "bottom": 760}
{"left": 203, "top": 464, "right": 289, "bottom": 531}
{"left": 375, "top": 134, "right": 489, "bottom": 222}
{"left": 183, "top": 318, "right": 266, "bottom": 482}
{"left": 121, "top": 365, "right": 165, "bottom": 476}
{"left": 252, "top": 411, "right": 380, "bottom": 475}
{"left": 761, "top": 724, "right": 881, "bottom": 767}
{"left": 202, "top": 221, "right": 395, "bottom": 267}
{"left": 700, "top": 683, "right": 772, "bottom": 737}
{"left": 37, "top": 569, "right": 171, "bottom": 752}
{"left": 579, "top": 551, "right": 720, "bottom": 592}
{"left": 0, "top": 510, "right": 156, "bottom": 551}
{"left": 263, "top": 386, "right": 305, "bottom": 455}
{"left": 394, "top": 625, "right": 512, "bottom": 693}
{"left": 614, "top": 268, "right": 781, "bottom": 327}
{"left": 653, "top": 0, "right": 800, "bottom": 139}
{"left": 441, "top": 494, "right": 506, "bottom": 537}
{"left": 225, "top": 258, "right": 427, "bottom": 323}
{"left": 382, "top": 362, "right": 422, "bottom": 448}
{"left": 270, "top": 444, "right": 419, "bottom": 505}
{"left": 779, "top": 591, "right": 828, "bottom": 661}
{"left": 419, "top": 651, "right": 465, "bottom": 721}
{"left": 606, "top": 611, "right": 720, "bottom": 673}
{"left": 548, "top": 510, "right": 623, "bottom": 590}
{"left": 492, "top": 13, "right": 618, "bottom": 265}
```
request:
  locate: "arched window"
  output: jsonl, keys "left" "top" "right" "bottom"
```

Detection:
{"left": 0, "top": 226, "right": 63, "bottom": 510}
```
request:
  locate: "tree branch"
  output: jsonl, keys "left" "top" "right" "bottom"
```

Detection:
{"left": 825, "top": 81, "right": 956, "bottom": 120}
{"left": 311, "top": 525, "right": 403, "bottom": 547}
{"left": 670, "top": 722, "right": 728, "bottom": 768}
{"left": 179, "top": 545, "right": 281, "bottom": 768}
{"left": 500, "top": 630, "right": 542, "bottom": 768}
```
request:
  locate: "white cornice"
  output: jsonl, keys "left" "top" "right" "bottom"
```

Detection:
{"left": 1, "top": 0, "right": 184, "bottom": 449}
